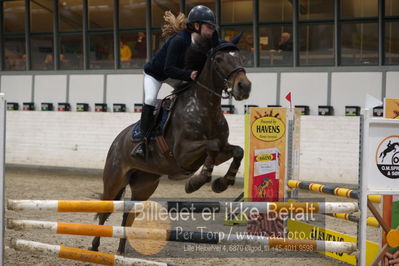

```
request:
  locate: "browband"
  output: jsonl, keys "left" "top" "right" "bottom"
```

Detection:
{"left": 207, "top": 42, "right": 240, "bottom": 58}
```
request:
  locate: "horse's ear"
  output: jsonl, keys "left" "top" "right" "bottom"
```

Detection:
{"left": 231, "top": 32, "right": 243, "bottom": 45}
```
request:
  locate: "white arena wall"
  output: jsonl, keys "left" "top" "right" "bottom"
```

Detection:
{"left": 1, "top": 71, "right": 398, "bottom": 115}
{"left": 6, "top": 111, "right": 361, "bottom": 185}
{"left": 3, "top": 70, "right": 397, "bottom": 184}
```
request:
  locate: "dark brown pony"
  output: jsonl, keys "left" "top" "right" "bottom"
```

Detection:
{"left": 90, "top": 40, "right": 251, "bottom": 254}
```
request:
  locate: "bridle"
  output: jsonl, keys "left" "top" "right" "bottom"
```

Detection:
{"left": 195, "top": 43, "right": 246, "bottom": 99}
{"left": 170, "top": 43, "right": 246, "bottom": 99}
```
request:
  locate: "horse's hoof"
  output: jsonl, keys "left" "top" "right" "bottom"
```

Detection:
{"left": 185, "top": 179, "right": 197, "bottom": 194}
{"left": 212, "top": 178, "right": 234, "bottom": 193}
{"left": 88, "top": 246, "right": 98, "bottom": 252}
{"left": 185, "top": 175, "right": 210, "bottom": 193}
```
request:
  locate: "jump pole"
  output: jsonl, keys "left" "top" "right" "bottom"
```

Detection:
{"left": 0, "top": 93, "right": 5, "bottom": 266}
{"left": 7, "top": 200, "right": 359, "bottom": 214}
{"left": 8, "top": 220, "right": 357, "bottom": 254}
{"left": 287, "top": 180, "right": 380, "bottom": 227}
{"left": 10, "top": 239, "right": 170, "bottom": 266}
{"left": 327, "top": 213, "right": 379, "bottom": 228}
{"left": 287, "top": 180, "right": 381, "bottom": 203}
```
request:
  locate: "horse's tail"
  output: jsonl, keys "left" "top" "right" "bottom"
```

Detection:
{"left": 93, "top": 187, "right": 126, "bottom": 221}
{"left": 162, "top": 11, "right": 187, "bottom": 39}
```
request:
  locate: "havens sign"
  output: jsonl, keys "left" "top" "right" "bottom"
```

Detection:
{"left": 251, "top": 116, "right": 285, "bottom": 142}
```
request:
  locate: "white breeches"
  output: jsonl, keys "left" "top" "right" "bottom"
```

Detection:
{"left": 143, "top": 73, "right": 180, "bottom": 106}
{"left": 143, "top": 73, "right": 162, "bottom": 106}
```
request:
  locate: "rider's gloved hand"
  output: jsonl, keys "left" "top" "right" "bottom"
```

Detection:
{"left": 190, "top": 71, "right": 198, "bottom": 80}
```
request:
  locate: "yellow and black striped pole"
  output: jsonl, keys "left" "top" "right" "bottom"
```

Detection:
{"left": 288, "top": 180, "right": 381, "bottom": 203}
{"left": 328, "top": 213, "right": 379, "bottom": 228}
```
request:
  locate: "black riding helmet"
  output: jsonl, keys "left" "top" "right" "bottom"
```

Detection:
{"left": 187, "top": 5, "right": 216, "bottom": 33}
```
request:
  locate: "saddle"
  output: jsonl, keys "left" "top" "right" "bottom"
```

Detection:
{"left": 131, "top": 96, "right": 177, "bottom": 159}
{"left": 131, "top": 80, "right": 192, "bottom": 139}
{"left": 131, "top": 81, "right": 191, "bottom": 159}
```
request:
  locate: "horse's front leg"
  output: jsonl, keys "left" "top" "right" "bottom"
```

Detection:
{"left": 212, "top": 144, "right": 244, "bottom": 193}
{"left": 185, "top": 140, "right": 220, "bottom": 193}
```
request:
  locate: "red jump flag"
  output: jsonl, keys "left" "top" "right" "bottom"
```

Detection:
{"left": 285, "top": 92, "right": 292, "bottom": 109}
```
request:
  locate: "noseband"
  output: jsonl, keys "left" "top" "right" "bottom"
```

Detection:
{"left": 213, "top": 62, "right": 246, "bottom": 93}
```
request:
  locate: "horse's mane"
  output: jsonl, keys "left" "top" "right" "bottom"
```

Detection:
{"left": 184, "top": 36, "right": 213, "bottom": 72}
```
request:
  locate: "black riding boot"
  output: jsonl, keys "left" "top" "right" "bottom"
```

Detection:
{"left": 132, "top": 104, "right": 155, "bottom": 159}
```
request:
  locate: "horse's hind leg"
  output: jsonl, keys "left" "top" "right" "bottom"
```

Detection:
{"left": 117, "top": 171, "right": 160, "bottom": 255}
{"left": 212, "top": 144, "right": 243, "bottom": 193}
{"left": 90, "top": 168, "right": 130, "bottom": 252}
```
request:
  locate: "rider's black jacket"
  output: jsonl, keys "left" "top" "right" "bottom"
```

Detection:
{"left": 144, "top": 30, "right": 193, "bottom": 82}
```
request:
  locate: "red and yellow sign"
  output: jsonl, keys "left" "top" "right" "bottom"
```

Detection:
{"left": 245, "top": 107, "right": 287, "bottom": 202}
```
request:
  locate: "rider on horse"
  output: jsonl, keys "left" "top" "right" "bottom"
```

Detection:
{"left": 132, "top": 5, "right": 218, "bottom": 158}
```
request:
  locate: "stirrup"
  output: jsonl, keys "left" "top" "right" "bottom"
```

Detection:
{"left": 130, "top": 138, "right": 147, "bottom": 159}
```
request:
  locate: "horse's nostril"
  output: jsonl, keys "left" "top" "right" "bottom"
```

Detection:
{"left": 236, "top": 80, "right": 251, "bottom": 98}
{"left": 239, "top": 82, "right": 249, "bottom": 90}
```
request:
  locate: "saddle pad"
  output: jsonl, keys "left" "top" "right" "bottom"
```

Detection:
{"left": 132, "top": 109, "right": 170, "bottom": 140}
{"left": 131, "top": 98, "right": 175, "bottom": 140}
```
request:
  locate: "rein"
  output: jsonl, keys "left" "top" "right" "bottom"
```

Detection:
{"left": 168, "top": 44, "right": 246, "bottom": 100}
{"left": 168, "top": 66, "right": 245, "bottom": 100}
{"left": 164, "top": 80, "right": 229, "bottom": 100}
{"left": 195, "top": 80, "right": 230, "bottom": 99}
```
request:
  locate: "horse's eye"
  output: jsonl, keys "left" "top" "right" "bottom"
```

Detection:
{"left": 215, "top": 56, "right": 223, "bottom": 63}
